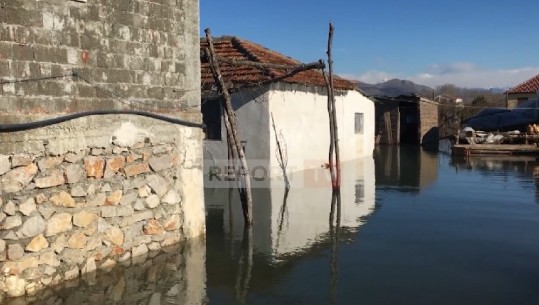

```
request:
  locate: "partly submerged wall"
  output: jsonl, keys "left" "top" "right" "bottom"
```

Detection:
{"left": 0, "top": 0, "right": 204, "bottom": 298}
{"left": 269, "top": 83, "right": 375, "bottom": 171}
{"left": 1, "top": 238, "right": 206, "bottom": 305}
{"left": 0, "top": 117, "right": 205, "bottom": 298}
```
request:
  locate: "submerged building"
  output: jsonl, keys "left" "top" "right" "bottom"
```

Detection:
{"left": 201, "top": 36, "right": 375, "bottom": 184}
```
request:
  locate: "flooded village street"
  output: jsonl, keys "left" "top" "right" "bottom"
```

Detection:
{"left": 205, "top": 146, "right": 539, "bottom": 305}
{"left": 4, "top": 147, "right": 539, "bottom": 305}
{"left": 3, "top": 0, "right": 539, "bottom": 304}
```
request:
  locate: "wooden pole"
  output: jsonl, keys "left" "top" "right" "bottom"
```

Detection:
{"left": 322, "top": 22, "right": 341, "bottom": 190}
{"left": 327, "top": 23, "right": 341, "bottom": 189}
{"left": 213, "top": 55, "right": 324, "bottom": 71}
{"left": 205, "top": 28, "right": 253, "bottom": 226}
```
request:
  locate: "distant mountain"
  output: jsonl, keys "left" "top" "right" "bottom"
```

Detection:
{"left": 357, "top": 78, "right": 434, "bottom": 98}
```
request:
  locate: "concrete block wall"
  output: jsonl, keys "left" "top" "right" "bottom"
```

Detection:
{"left": 0, "top": 0, "right": 200, "bottom": 115}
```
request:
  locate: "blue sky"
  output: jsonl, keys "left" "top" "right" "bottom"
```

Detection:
{"left": 200, "top": 0, "right": 539, "bottom": 88}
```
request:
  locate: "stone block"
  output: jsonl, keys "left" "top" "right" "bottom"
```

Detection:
{"left": 101, "top": 205, "right": 134, "bottom": 218}
{"left": 4, "top": 200, "right": 16, "bottom": 216}
{"left": 2, "top": 215, "right": 22, "bottom": 230}
{"left": 39, "top": 250, "right": 61, "bottom": 267}
{"left": 7, "top": 243, "right": 24, "bottom": 260}
{"left": 4, "top": 276, "right": 26, "bottom": 297}
{"left": 50, "top": 191, "right": 75, "bottom": 208}
{"left": 61, "top": 248, "right": 86, "bottom": 265}
{"left": 143, "top": 219, "right": 164, "bottom": 235}
{"left": 123, "top": 162, "right": 151, "bottom": 177}
{"left": 131, "top": 243, "right": 148, "bottom": 258}
{"left": 148, "top": 154, "right": 173, "bottom": 172}
{"left": 105, "top": 190, "right": 123, "bottom": 206}
{"left": 37, "top": 156, "right": 64, "bottom": 172}
{"left": 144, "top": 194, "right": 159, "bottom": 209}
{"left": 46, "top": 213, "right": 72, "bottom": 236}
{"left": 35, "top": 170, "right": 65, "bottom": 188}
{"left": 26, "top": 234, "right": 49, "bottom": 252}
{"left": 67, "top": 232, "right": 87, "bottom": 249}
{"left": 20, "top": 215, "right": 46, "bottom": 238}
{"left": 73, "top": 211, "right": 98, "bottom": 228}
{"left": 164, "top": 215, "right": 180, "bottom": 231}
{"left": 104, "top": 155, "right": 125, "bottom": 178}
{"left": 19, "top": 198, "right": 36, "bottom": 216}
{"left": 104, "top": 227, "right": 124, "bottom": 246}
{"left": 146, "top": 174, "right": 168, "bottom": 197}
{"left": 38, "top": 205, "right": 55, "bottom": 220}
{"left": 64, "top": 151, "right": 85, "bottom": 163}
{"left": 70, "top": 185, "right": 87, "bottom": 197}
{"left": 1, "top": 163, "right": 38, "bottom": 193}
{"left": 132, "top": 210, "right": 154, "bottom": 223}
{"left": 162, "top": 189, "right": 181, "bottom": 205}
{"left": 84, "top": 156, "right": 105, "bottom": 178}
{"left": 65, "top": 164, "right": 84, "bottom": 184}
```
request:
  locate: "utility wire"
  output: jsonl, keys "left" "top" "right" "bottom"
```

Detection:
{"left": 1, "top": 71, "right": 205, "bottom": 131}
{"left": 0, "top": 110, "right": 205, "bottom": 133}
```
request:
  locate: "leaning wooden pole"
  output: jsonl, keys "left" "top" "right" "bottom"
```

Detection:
{"left": 205, "top": 28, "right": 253, "bottom": 226}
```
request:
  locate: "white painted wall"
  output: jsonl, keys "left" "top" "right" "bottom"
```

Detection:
{"left": 213, "top": 156, "right": 376, "bottom": 260}
{"left": 268, "top": 83, "right": 375, "bottom": 174}
{"left": 203, "top": 82, "right": 375, "bottom": 186}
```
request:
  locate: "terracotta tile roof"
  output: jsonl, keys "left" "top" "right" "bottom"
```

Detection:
{"left": 201, "top": 36, "right": 356, "bottom": 92}
{"left": 507, "top": 74, "right": 539, "bottom": 94}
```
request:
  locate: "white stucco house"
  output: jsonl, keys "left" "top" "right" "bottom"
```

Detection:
{"left": 201, "top": 36, "right": 374, "bottom": 186}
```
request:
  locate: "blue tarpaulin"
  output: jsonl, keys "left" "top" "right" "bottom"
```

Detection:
{"left": 463, "top": 100, "right": 539, "bottom": 131}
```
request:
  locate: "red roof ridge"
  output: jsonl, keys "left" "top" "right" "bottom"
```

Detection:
{"left": 507, "top": 73, "right": 539, "bottom": 94}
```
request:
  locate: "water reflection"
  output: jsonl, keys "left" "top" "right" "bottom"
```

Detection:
{"left": 374, "top": 145, "right": 438, "bottom": 193}
{"left": 3, "top": 239, "right": 206, "bottom": 305}
{"left": 205, "top": 157, "right": 375, "bottom": 303}
{"left": 450, "top": 155, "right": 539, "bottom": 203}
{"left": 205, "top": 157, "right": 375, "bottom": 259}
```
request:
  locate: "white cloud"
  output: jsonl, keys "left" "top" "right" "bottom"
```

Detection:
{"left": 340, "top": 70, "right": 398, "bottom": 84}
{"left": 340, "top": 64, "right": 539, "bottom": 88}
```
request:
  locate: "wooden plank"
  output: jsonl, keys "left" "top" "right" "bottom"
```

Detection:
{"left": 452, "top": 144, "right": 539, "bottom": 156}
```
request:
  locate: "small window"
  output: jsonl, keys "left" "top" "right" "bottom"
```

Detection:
{"left": 202, "top": 99, "right": 222, "bottom": 140}
{"left": 354, "top": 113, "right": 363, "bottom": 134}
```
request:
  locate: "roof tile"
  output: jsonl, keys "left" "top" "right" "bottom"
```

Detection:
{"left": 201, "top": 36, "right": 356, "bottom": 91}
{"left": 508, "top": 74, "right": 539, "bottom": 94}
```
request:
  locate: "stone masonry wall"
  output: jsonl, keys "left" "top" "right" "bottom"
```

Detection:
{"left": 0, "top": 129, "right": 197, "bottom": 298}
{"left": 418, "top": 100, "right": 439, "bottom": 146}
{"left": 1, "top": 239, "right": 206, "bottom": 305}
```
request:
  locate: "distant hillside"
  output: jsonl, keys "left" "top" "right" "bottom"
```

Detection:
{"left": 357, "top": 78, "right": 434, "bottom": 98}
{"left": 357, "top": 79, "right": 507, "bottom": 106}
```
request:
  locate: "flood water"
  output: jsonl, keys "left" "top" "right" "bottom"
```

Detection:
{"left": 205, "top": 146, "right": 539, "bottom": 305}
{"left": 7, "top": 146, "right": 539, "bottom": 304}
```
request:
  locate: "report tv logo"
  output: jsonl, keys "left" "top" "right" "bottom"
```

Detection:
{"left": 203, "top": 159, "right": 335, "bottom": 188}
